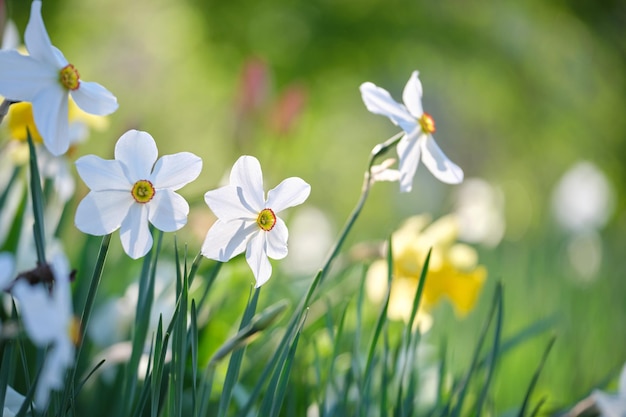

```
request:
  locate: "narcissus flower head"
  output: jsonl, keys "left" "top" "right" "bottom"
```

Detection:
{"left": 201, "top": 155, "right": 311, "bottom": 287}
{"left": 74, "top": 130, "right": 202, "bottom": 259}
{"left": 360, "top": 71, "right": 463, "bottom": 192}
{"left": 0, "top": 1, "right": 118, "bottom": 156}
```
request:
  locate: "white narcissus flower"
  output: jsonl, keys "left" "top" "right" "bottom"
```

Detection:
{"left": 202, "top": 155, "right": 311, "bottom": 287}
{"left": 74, "top": 130, "right": 202, "bottom": 259}
{"left": 360, "top": 71, "right": 463, "bottom": 192}
{"left": 593, "top": 363, "right": 626, "bottom": 417}
{"left": 0, "top": 1, "right": 118, "bottom": 156}
{"left": 11, "top": 252, "right": 75, "bottom": 410}
{"left": 0, "top": 252, "right": 15, "bottom": 290}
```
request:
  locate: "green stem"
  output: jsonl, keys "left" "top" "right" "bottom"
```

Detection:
{"left": 317, "top": 131, "right": 403, "bottom": 287}
{"left": 62, "top": 234, "right": 111, "bottom": 411}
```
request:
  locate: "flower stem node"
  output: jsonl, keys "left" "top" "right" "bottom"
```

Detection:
{"left": 257, "top": 208, "right": 277, "bottom": 231}
{"left": 59, "top": 64, "right": 80, "bottom": 90}
{"left": 131, "top": 180, "right": 155, "bottom": 204}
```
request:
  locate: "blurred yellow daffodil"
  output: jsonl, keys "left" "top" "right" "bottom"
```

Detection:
{"left": 7, "top": 99, "right": 108, "bottom": 144}
{"left": 366, "top": 214, "right": 486, "bottom": 331}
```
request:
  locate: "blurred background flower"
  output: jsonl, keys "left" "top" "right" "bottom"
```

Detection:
{"left": 366, "top": 214, "right": 486, "bottom": 332}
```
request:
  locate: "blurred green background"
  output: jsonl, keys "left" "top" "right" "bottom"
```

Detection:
{"left": 4, "top": 0, "right": 625, "bottom": 411}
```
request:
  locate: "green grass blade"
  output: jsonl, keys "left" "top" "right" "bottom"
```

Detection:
{"left": 172, "top": 240, "right": 189, "bottom": 417}
{"left": 26, "top": 129, "right": 46, "bottom": 265}
{"left": 190, "top": 300, "right": 199, "bottom": 416}
{"left": 321, "top": 302, "right": 350, "bottom": 416}
{"left": 269, "top": 313, "right": 307, "bottom": 416}
{"left": 361, "top": 238, "right": 394, "bottom": 415}
{"left": 0, "top": 166, "right": 20, "bottom": 210}
{"left": 475, "top": 283, "right": 504, "bottom": 416}
{"left": 518, "top": 336, "right": 556, "bottom": 417}
{"left": 217, "top": 287, "right": 260, "bottom": 417}
{"left": 0, "top": 338, "right": 14, "bottom": 415}
{"left": 123, "top": 230, "right": 162, "bottom": 416}
{"left": 450, "top": 282, "right": 501, "bottom": 417}
{"left": 237, "top": 271, "right": 323, "bottom": 417}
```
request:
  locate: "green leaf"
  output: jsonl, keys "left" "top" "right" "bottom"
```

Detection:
{"left": 26, "top": 128, "right": 46, "bottom": 265}
{"left": 217, "top": 287, "right": 260, "bottom": 417}
{"left": 518, "top": 336, "right": 556, "bottom": 417}
{"left": 475, "top": 283, "right": 504, "bottom": 415}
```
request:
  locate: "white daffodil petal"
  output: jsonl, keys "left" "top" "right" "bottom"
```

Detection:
{"left": 205, "top": 185, "right": 255, "bottom": 221}
{"left": 75, "top": 190, "right": 132, "bottom": 235}
{"left": 360, "top": 81, "right": 416, "bottom": 133}
{"left": 230, "top": 156, "right": 265, "bottom": 211}
{"left": 75, "top": 155, "right": 129, "bottom": 191}
{"left": 151, "top": 152, "right": 202, "bottom": 191}
{"left": 120, "top": 204, "right": 153, "bottom": 259}
{"left": 396, "top": 132, "right": 422, "bottom": 193}
{"left": 246, "top": 232, "right": 272, "bottom": 287}
{"left": 0, "top": 51, "right": 55, "bottom": 101}
{"left": 32, "top": 86, "right": 69, "bottom": 156}
{"left": 71, "top": 81, "right": 119, "bottom": 116}
{"left": 266, "top": 217, "right": 288, "bottom": 260}
{"left": 148, "top": 190, "right": 189, "bottom": 232}
{"left": 266, "top": 177, "right": 311, "bottom": 213}
{"left": 12, "top": 282, "right": 59, "bottom": 344}
{"left": 35, "top": 338, "right": 74, "bottom": 410}
{"left": 402, "top": 71, "right": 424, "bottom": 118}
{"left": 114, "top": 130, "right": 158, "bottom": 182}
{"left": 24, "top": 1, "right": 62, "bottom": 67}
{"left": 420, "top": 136, "right": 464, "bottom": 184}
{"left": 201, "top": 219, "right": 255, "bottom": 262}
{"left": 0, "top": 252, "right": 15, "bottom": 289}
{"left": 4, "top": 386, "right": 27, "bottom": 415}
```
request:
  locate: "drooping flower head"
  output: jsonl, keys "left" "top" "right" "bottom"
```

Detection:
{"left": 0, "top": 1, "right": 118, "bottom": 156}
{"left": 74, "top": 130, "right": 202, "bottom": 259}
{"left": 11, "top": 252, "right": 76, "bottom": 410}
{"left": 366, "top": 214, "right": 486, "bottom": 331}
{"left": 202, "top": 155, "right": 311, "bottom": 287}
{"left": 360, "top": 71, "right": 463, "bottom": 192}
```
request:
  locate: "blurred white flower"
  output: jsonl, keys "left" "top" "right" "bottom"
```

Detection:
{"left": 202, "top": 155, "right": 311, "bottom": 287}
{"left": 593, "top": 363, "right": 626, "bottom": 417}
{"left": 75, "top": 130, "right": 202, "bottom": 259}
{"left": 2, "top": 386, "right": 27, "bottom": 417}
{"left": 551, "top": 161, "right": 615, "bottom": 233}
{"left": 283, "top": 206, "right": 334, "bottom": 276}
{"left": 360, "top": 71, "right": 463, "bottom": 192}
{"left": 0, "top": 1, "right": 118, "bottom": 156}
{"left": 0, "top": 252, "right": 15, "bottom": 290}
{"left": 89, "top": 262, "right": 178, "bottom": 347}
{"left": 551, "top": 161, "right": 614, "bottom": 282}
{"left": 11, "top": 252, "right": 75, "bottom": 410}
{"left": 453, "top": 178, "right": 505, "bottom": 247}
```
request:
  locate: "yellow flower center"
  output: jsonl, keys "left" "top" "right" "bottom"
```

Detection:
{"left": 256, "top": 208, "right": 277, "bottom": 231}
{"left": 131, "top": 180, "right": 155, "bottom": 204}
{"left": 59, "top": 64, "right": 80, "bottom": 90}
{"left": 418, "top": 112, "right": 436, "bottom": 134}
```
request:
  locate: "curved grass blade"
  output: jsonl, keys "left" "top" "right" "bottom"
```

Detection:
{"left": 474, "top": 283, "right": 504, "bottom": 415}
{"left": 217, "top": 287, "right": 260, "bottom": 417}
{"left": 518, "top": 336, "right": 556, "bottom": 417}
{"left": 26, "top": 129, "right": 46, "bottom": 264}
